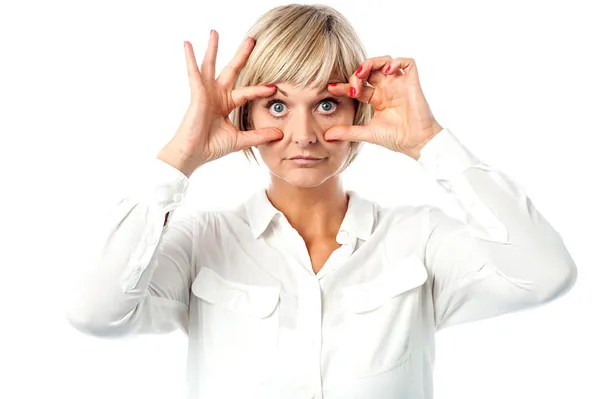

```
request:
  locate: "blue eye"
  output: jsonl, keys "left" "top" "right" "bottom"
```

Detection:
{"left": 271, "top": 102, "right": 286, "bottom": 116}
{"left": 264, "top": 98, "right": 341, "bottom": 119}
{"left": 319, "top": 101, "right": 335, "bottom": 112}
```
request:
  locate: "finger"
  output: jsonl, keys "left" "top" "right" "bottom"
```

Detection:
{"left": 348, "top": 64, "right": 379, "bottom": 100}
{"left": 382, "top": 57, "right": 416, "bottom": 76}
{"left": 354, "top": 56, "right": 393, "bottom": 87}
{"left": 327, "top": 82, "right": 375, "bottom": 105}
{"left": 230, "top": 84, "right": 277, "bottom": 108}
{"left": 201, "top": 29, "right": 218, "bottom": 80}
{"left": 236, "top": 128, "right": 283, "bottom": 150}
{"left": 323, "top": 124, "right": 373, "bottom": 144}
{"left": 184, "top": 41, "right": 202, "bottom": 92}
{"left": 217, "top": 36, "right": 255, "bottom": 90}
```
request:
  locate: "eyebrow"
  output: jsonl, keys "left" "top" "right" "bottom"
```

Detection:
{"left": 275, "top": 84, "right": 336, "bottom": 97}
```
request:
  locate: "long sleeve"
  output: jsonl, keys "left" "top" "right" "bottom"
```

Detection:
{"left": 66, "top": 157, "right": 195, "bottom": 338}
{"left": 416, "top": 128, "right": 577, "bottom": 331}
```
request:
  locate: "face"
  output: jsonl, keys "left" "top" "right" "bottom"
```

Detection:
{"left": 248, "top": 81, "right": 356, "bottom": 188}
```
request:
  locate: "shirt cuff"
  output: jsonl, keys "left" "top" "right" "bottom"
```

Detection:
{"left": 417, "top": 127, "right": 482, "bottom": 180}
{"left": 129, "top": 157, "right": 191, "bottom": 212}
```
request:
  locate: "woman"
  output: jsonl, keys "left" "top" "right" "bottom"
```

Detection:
{"left": 66, "top": 4, "right": 577, "bottom": 399}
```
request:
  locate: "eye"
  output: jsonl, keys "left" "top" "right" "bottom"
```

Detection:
{"left": 317, "top": 98, "right": 340, "bottom": 115}
{"left": 264, "top": 98, "right": 341, "bottom": 119}
{"left": 266, "top": 101, "right": 287, "bottom": 118}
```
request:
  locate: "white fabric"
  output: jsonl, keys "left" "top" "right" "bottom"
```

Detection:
{"left": 66, "top": 127, "right": 577, "bottom": 399}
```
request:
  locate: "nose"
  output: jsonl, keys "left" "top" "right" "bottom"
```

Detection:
{"left": 289, "top": 111, "right": 319, "bottom": 146}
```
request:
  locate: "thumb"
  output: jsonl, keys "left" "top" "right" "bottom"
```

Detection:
{"left": 236, "top": 128, "right": 283, "bottom": 150}
{"left": 230, "top": 85, "right": 277, "bottom": 108}
{"left": 324, "top": 125, "right": 372, "bottom": 143}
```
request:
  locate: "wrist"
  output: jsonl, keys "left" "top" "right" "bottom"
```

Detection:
{"left": 157, "top": 147, "right": 198, "bottom": 178}
{"left": 408, "top": 123, "right": 444, "bottom": 161}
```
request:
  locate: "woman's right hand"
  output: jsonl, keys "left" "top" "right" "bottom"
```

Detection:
{"left": 158, "top": 30, "right": 282, "bottom": 177}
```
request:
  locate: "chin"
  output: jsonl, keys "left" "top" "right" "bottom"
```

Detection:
{"left": 269, "top": 168, "right": 336, "bottom": 188}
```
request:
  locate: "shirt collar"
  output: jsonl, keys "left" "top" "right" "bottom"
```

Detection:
{"left": 243, "top": 188, "right": 375, "bottom": 242}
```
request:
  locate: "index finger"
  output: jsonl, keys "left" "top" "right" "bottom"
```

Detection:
{"left": 350, "top": 56, "right": 392, "bottom": 98}
{"left": 184, "top": 41, "right": 202, "bottom": 89}
{"left": 216, "top": 36, "right": 255, "bottom": 90}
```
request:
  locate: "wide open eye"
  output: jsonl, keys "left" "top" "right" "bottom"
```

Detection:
{"left": 264, "top": 98, "right": 341, "bottom": 119}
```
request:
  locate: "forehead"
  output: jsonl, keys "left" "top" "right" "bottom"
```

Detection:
{"left": 276, "top": 76, "right": 345, "bottom": 96}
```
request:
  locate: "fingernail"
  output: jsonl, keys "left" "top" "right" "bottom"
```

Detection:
{"left": 355, "top": 66, "right": 363, "bottom": 75}
{"left": 350, "top": 87, "right": 356, "bottom": 97}
{"left": 266, "top": 84, "right": 275, "bottom": 88}
{"left": 385, "top": 65, "right": 391, "bottom": 73}
{"left": 328, "top": 83, "right": 337, "bottom": 86}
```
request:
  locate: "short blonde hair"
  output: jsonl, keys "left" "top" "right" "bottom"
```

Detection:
{"left": 230, "top": 4, "right": 373, "bottom": 173}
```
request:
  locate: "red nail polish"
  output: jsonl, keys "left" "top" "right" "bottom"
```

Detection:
{"left": 328, "top": 83, "right": 337, "bottom": 86}
{"left": 350, "top": 87, "right": 356, "bottom": 97}
{"left": 385, "top": 65, "right": 391, "bottom": 73}
{"left": 356, "top": 66, "right": 363, "bottom": 75}
{"left": 266, "top": 84, "right": 275, "bottom": 88}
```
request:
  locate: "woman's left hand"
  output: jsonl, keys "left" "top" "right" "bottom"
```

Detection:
{"left": 325, "top": 56, "right": 443, "bottom": 160}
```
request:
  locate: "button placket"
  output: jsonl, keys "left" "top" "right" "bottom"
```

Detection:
{"left": 305, "top": 278, "right": 323, "bottom": 390}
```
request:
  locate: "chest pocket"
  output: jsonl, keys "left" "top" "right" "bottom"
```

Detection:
{"left": 191, "top": 267, "right": 281, "bottom": 379}
{"left": 340, "top": 253, "right": 428, "bottom": 378}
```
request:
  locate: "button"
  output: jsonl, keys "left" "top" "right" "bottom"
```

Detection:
{"left": 173, "top": 193, "right": 182, "bottom": 203}
{"left": 147, "top": 236, "right": 158, "bottom": 245}
{"left": 466, "top": 195, "right": 477, "bottom": 207}
{"left": 336, "top": 231, "right": 348, "bottom": 244}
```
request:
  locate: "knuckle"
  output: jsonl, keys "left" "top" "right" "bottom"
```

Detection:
{"left": 228, "top": 64, "right": 241, "bottom": 75}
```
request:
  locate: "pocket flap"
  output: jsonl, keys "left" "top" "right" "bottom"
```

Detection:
{"left": 191, "top": 267, "right": 281, "bottom": 318}
{"left": 342, "top": 254, "right": 428, "bottom": 313}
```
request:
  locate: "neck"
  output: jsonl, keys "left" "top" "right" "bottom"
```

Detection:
{"left": 266, "top": 177, "right": 348, "bottom": 241}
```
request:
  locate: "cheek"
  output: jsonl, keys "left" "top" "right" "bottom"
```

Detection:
{"left": 255, "top": 142, "right": 282, "bottom": 163}
{"left": 325, "top": 141, "right": 352, "bottom": 161}
{"left": 250, "top": 112, "right": 270, "bottom": 127}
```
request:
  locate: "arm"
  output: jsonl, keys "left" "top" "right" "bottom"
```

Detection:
{"left": 416, "top": 128, "right": 577, "bottom": 331}
{"left": 66, "top": 157, "right": 195, "bottom": 338}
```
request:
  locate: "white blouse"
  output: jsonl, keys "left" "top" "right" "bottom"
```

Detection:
{"left": 66, "top": 127, "right": 577, "bottom": 399}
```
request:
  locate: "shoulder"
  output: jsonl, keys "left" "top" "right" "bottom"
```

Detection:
{"left": 374, "top": 202, "right": 465, "bottom": 240}
{"left": 173, "top": 205, "right": 250, "bottom": 240}
{"left": 375, "top": 202, "right": 435, "bottom": 226}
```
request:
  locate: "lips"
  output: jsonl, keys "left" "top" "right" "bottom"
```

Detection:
{"left": 290, "top": 156, "right": 324, "bottom": 160}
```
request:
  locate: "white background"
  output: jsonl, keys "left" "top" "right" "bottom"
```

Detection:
{"left": 1, "top": 0, "right": 598, "bottom": 398}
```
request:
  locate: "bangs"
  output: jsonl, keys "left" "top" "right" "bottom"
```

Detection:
{"left": 244, "top": 14, "right": 356, "bottom": 91}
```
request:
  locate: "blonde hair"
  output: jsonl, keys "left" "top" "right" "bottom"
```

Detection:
{"left": 230, "top": 4, "right": 373, "bottom": 173}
